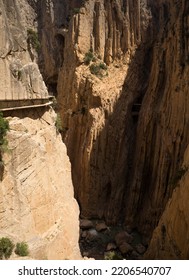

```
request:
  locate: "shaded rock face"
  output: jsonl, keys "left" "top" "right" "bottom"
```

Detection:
{"left": 40, "top": 0, "right": 189, "bottom": 258}
{"left": 50, "top": 0, "right": 156, "bottom": 225}
{"left": 125, "top": 0, "right": 189, "bottom": 235}
{"left": 145, "top": 145, "right": 189, "bottom": 259}
{"left": 2, "top": 0, "right": 189, "bottom": 260}
{"left": 37, "top": 0, "right": 84, "bottom": 91}
{"left": 0, "top": 0, "right": 81, "bottom": 259}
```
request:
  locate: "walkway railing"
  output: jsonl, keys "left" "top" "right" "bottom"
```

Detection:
{"left": 0, "top": 96, "right": 54, "bottom": 112}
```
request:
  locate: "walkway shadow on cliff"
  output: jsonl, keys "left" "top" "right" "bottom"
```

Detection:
{"left": 3, "top": 106, "right": 52, "bottom": 120}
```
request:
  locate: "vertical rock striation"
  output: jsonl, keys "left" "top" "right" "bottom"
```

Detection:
{"left": 124, "top": 0, "right": 189, "bottom": 236}
{"left": 0, "top": 111, "right": 81, "bottom": 260}
{"left": 49, "top": 0, "right": 189, "bottom": 255}
{"left": 0, "top": 0, "right": 81, "bottom": 259}
{"left": 145, "top": 145, "right": 189, "bottom": 259}
{"left": 53, "top": 0, "right": 155, "bottom": 224}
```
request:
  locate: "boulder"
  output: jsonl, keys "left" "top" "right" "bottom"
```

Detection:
{"left": 119, "top": 242, "right": 133, "bottom": 255}
{"left": 115, "top": 231, "right": 133, "bottom": 246}
{"left": 135, "top": 243, "right": 146, "bottom": 255}
{"left": 86, "top": 229, "right": 98, "bottom": 241}
{"left": 80, "top": 219, "right": 94, "bottom": 229}
{"left": 106, "top": 242, "right": 117, "bottom": 251}
{"left": 96, "top": 222, "right": 107, "bottom": 232}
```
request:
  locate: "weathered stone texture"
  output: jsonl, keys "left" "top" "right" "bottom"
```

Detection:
{"left": 145, "top": 145, "right": 189, "bottom": 259}
{"left": 53, "top": 0, "right": 189, "bottom": 256}
{"left": 0, "top": 110, "right": 81, "bottom": 259}
{"left": 55, "top": 0, "right": 154, "bottom": 224}
{"left": 0, "top": 0, "right": 81, "bottom": 260}
{"left": 1, "top": 0, "right": 189, "bottom": 260}
{"left": 0, "top": 0, "right": 48, "bottom": 100}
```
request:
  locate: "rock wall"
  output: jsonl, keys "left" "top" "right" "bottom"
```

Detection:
{"left": 143, "top": 0, "right": 189, "bottom": 258}
{"left": 0, "top": 110, "right": 81, "bottom": 260}
{"left": 53, "top": 0, "right": 155, "bottom": 224}
{"left": 1, "top": 0, "right": 188, "bottom": 259}
{"left": 47, "top": 0, "right": 189, "bottom": 255}
{"left": 0, "top": 0, "right": 81, "bottom": 259}
{"left": 145, "top": 145, "right": 189, "bottom": 259}
{"left": 0, "top": 0, "right": 48, "bottom": 100}
{"left": 125, "top": 0, "right": 189, "bottom": 235}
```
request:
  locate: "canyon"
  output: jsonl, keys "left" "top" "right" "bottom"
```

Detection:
{"left": 0, "top": 0, "right": 189, "bottom": 259}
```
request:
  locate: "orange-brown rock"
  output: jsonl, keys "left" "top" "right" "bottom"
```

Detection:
{"left": 145, "top": 145, "right": 189, "bottom": 259}
{"left": 54, "top": 0, "right": 154, "bottom": 225}
{"left": 52, "top": 0, "right": 189, "bottom": 257}
{"left": 1, "top": 0, "right": 189, "bottom": 260}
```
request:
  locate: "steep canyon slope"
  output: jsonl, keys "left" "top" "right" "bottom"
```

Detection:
{"left": 0, "top": 0, "right": 189, "bottom": 260}
{"left": 0, "top": 0, "right": 81, "bottom": 259}
{"left": 38, "top": 0, "right": 189, "bottom": 259}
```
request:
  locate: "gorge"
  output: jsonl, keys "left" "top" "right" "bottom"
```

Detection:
{"left": 0, "top": 0, "right": 189, "bottom": 260}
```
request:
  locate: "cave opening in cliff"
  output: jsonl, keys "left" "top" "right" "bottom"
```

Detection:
{"left": 55, "top": 33, "right": 65, "bottom": 68}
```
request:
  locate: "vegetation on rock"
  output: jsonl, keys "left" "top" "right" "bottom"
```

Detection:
{"left": 89, "top": 62, "right": 108, "bottom": 77}
{"left": 84, "top": 50, "right": 95, "bottom": 65}
{"left": 27, "top": 28, "right": 40, "bottom": 51}
{"left": 15, "top": 242, "right": 29, "bottom": 257}
{"left": 104, "top": 251, "right": 123, "bottom": 260}
{"left": 0, "top": 237, "right": 14, "bottom": 259}
{"left": 72, "top": 8, "right": 80, "bottom": 15}
{"left": 55, "top": 113, "right": 63, "bottom": 133}
{"left": 0, "top": 112, "right": 9, "bottom": 162}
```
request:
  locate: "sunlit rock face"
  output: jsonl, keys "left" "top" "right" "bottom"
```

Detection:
{"left": 1, "top": 0, "right": 189, "bottom": 260}
{"left": 0, "top": 0, "right": 81, "bottom": 260}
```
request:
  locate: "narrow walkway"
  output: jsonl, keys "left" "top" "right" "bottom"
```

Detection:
{"left": 0, "top": 96, "right": 54, "bottom": 112}
{"left": 1, "top": 101, "right": 53, "bottom": 112}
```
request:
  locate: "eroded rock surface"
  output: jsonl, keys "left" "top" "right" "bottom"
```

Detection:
{"left": 0, "top": 110, "right": 81, "bottom": 260}
{"left": 145, "top": 145, "right": 189, "bottom": 259}
{"left": 0, "top": 0, "right": 81, "bottom": 260}
{"left": 44, "top": 0, "right": 155, "bottom": 228}
{"left": 43, "top": 0, "right": 189, "bottom": 258}
{"left": 1, "top": 0, "right": 189, "bottom": 260}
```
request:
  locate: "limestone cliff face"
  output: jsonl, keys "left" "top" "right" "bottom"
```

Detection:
{"left": 2, "top": 0, "right": 188, "bottom": 259}
{"left": 142, "top": 0, "right": 189, "bottom": 258}
{"left": 145, "top": 145, "right": 189, "bottom": 259}
{"left": 0, "top": 110, "right": 81, "bottom": 260}
{"left": 48, "top": 0, "right": 155, "bottom": 224}
{"left": 0, "top": 0, "right": 48, "bottom": 100}
{"left": 124, "top": 0, "right": 189, "bottom": 235}
{"left": 0, "top": 0, "right": 81, "bottom": 259}
{"left": 40, "top": 0, "right": 189, "bottom": 256}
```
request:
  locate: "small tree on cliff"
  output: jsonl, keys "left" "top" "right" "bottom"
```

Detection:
{"left": 0, "top": 237, "right": 14, "bottom": 259}
{"left": 0, "top": 112, "right": 9, "bottom": 161}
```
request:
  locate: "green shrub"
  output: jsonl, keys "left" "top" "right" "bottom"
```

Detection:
{"left": 99, "top": 62, "right": 107, "bottom": 70}
{"left": 84, "top": 51, "right": 94, "bottom": 65}
{"left": 89, "top": 62, "right": 108, "bottom": 77}
{"left": 0, "top": 112, "right": 9, "bottom": 162}
{"left": 55, "top": 113, "right": 63, "bottom": 133}
{"left": 89, "top": 64, "right": 101, "bottom": 75}
{"left": 0, "top": 112, "right": 9, "bottom": 146}
{"left": 15, "top": 242, "right": 29, "bottom": 257}
{"left": 104, "top": 251, "right": 123, "bottom": 260}
{"left": 27, "top": 28, "right": 40, "bottom": 51}
{"left": 72, "top": 8, "right": 80, "bottom": 15}
{"left": 0, "top": 237, "right": 14, "bottom": 259}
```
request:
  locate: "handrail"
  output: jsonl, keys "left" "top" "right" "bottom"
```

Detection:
{"left": 1, "top": 101, "right": 53, "bottom": 112}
